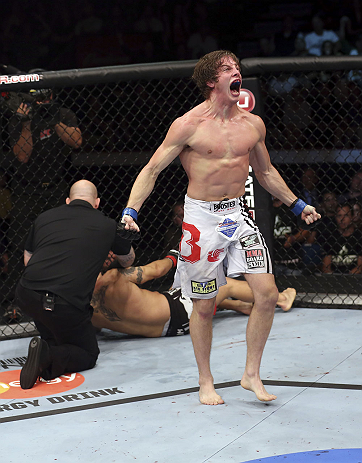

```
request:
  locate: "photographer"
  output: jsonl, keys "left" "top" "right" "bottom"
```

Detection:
{"left": 5, "top": 69, "right": 82, "bottom": 319}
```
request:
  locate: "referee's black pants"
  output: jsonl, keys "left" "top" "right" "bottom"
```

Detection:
{"left": 15, "top": 283, "right": 100, "bottom": 380}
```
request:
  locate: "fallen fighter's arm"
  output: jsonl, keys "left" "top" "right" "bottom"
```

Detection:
{"left": 121, "top": 254, "right": 176, "bottom": 285}
{"left": 115, "top": 247, "right": 135, "bottom": 268}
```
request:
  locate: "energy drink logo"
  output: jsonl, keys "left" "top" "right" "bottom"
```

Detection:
{"left": 0, "top": 370, "right": 84, "bottom": 399}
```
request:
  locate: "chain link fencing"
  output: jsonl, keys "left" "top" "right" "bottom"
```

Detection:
{"left": 1, "top": 56, "right": 362, "bottom": 339}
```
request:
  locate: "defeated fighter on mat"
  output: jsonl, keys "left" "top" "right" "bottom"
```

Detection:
{"left": 91, "top": 251, "right": 296, "bottom": 337}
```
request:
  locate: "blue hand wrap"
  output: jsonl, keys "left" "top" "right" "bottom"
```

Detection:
{"left": 122, "top": 207, "right": 138, "bottom": 221}
{"left": 290, "top": 198, "right": 307, "bottom": 216}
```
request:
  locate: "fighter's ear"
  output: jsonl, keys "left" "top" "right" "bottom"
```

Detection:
{"left": 94, "top": 198, "right": 100, "bottom": 209}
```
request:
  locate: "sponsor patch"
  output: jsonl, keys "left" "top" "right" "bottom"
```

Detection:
{"left": 216, "top": 218, "right": 240, "bottom": 238}
{"left": 207, "top": 248, "right": 224, "bottom": 262}
{"left": 239, "top": 233, "right": 260, "bottom": 248}
{"left": 245, "top": 249, "right": 265, "bottom": 269}
{"left": 212, "top": 200, "right": 236, "bottom": 213}
{"left": 191, "top": 279, "right": 217, "bottom": 294}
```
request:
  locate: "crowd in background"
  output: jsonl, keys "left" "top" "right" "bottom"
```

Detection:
{"left": 1, "top": 0, "right": 362, "bottom": 72}
{"left": 273, "top": 167, "right": 362, "bottom": 276}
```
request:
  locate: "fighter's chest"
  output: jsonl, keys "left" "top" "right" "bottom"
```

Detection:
{"left": 191, "top": 120, "right": 258, "bottom": 156}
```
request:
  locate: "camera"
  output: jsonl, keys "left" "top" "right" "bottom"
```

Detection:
{"left": 0, "top": 89, "right": 60, "bottom": 128}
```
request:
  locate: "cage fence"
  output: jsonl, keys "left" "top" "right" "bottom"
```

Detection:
{"left": 1, "top": 57, "right": 362, "bottom": 339}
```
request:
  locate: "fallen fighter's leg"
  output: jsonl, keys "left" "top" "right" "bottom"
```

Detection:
{"left": 216, "top": 278, "right": 296, "bottom": 314}
{"left": 275, "top": 287, "right": 296, "bottom": 312}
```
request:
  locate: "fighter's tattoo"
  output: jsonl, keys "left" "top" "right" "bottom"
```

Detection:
{"left": 120, "top": 266, "right": 144, "bottom": 284}
{"left": 119, "top": 266, "right": 134, "bottom": 275}
{"left": 91, "top": 285, "right": 122, "bottom": 322}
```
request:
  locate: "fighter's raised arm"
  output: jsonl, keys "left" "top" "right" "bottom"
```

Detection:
{"left": 249, "top": 115, "right": 321, "bottom": 225}
{"left": 122, "top": 116, "right": 193, "bottom": 232}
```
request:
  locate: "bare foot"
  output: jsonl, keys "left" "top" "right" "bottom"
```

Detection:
{"left": 277, "top": 288, "right": 296, "bottom": 312}
{"left": 240, "top": 373, "right": 277, "bottom": 402}
{"left": 199, "top": 383, "right": 224, "bottom": 405}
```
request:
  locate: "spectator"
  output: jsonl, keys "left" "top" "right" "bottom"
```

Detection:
{"left": 284, "top": 167, "right": 323, "bottom": 272}
{"left": 304, "top": 14, "right": 340, "bottom": 57}
{"left": 302, "top": 190, "right": 339, "bottom": 273}
{"left": 290, "top": 35, "right": 312, "bottom": 57}
{"left": 282, "top": 86, "right": 312, "bottom": 149}
{"left": 268, "top": 72, "right": 300, "bottom": 96}
{"left": 321, "top": 39, "right": 341, "bottom": 56}
{"left": 299, "top": 167, "right": 321, "bottom": 207}
{"left": 274, "top": 15, "right": 299, "bottom": 56}
{"left": 272, "top": 197, "right": 304, "bottom": 276}
{"left": 257, "top": 36, "right": 277, "bottom": 57}
{"left": 319, "top": 39, "right": 343, "bottom": 82}
{"left": 338, "top": 6, "right": 362, "bottom": 54}
{"left": 339, "top": 170, "right": 362, "bottom": 203}
{"left": 321, "top": 203, "right": 362, "bottom": 274}
{"left": 351, "top": 199, "right": 362, "bottom": 231}
{"left": 317, "top": 190, "right": 339, "bottom": 218}
{"left": 348, "top": 34, "right": 362, "bottom": 87}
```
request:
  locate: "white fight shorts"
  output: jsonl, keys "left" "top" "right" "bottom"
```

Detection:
{"left": 173, "top": 194, "right": 272, "bottom": 299}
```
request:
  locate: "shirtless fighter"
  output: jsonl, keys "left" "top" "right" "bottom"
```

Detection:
{"left": 122, "top": 50, "right": 320, "bottom": 405}
{"left": 91, "top": 253, "right": 297, "bottom": 337}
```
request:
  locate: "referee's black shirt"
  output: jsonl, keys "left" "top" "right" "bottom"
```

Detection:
{"left": 20, "top": 199, "right": 131, "bottom": 310}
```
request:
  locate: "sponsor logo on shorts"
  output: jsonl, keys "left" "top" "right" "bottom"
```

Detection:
{"left": 216, "top": 218, "right": 240, "bottom": 238}
{"left": 207, "top": 248, "right": 224, "bottom": 262}
{"left": 239, "top": 233, "right": 260, "bottom": 248}
{"left": 191, "top": 279, "right": 217, "bottom": 294}
{"left": 213, "top": 200, "right": 236, "bottom": 213}
{"left": 245, "top": 249, "right": 265, "bottom": 269}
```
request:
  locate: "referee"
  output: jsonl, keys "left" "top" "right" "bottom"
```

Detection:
{"left": 16, "top": 180, "right": 135, "bottom": 389}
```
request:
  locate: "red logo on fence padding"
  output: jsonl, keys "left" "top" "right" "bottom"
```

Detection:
{"left": 0, "top": 370, "right": 84, "bottom": 399}
{"left": 237, "top": 89, "right": 256, "bottom": 112}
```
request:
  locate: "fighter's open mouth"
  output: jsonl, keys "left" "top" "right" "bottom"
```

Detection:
{"left": 230, "top": 80, "right": 241, "bottom": 93}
